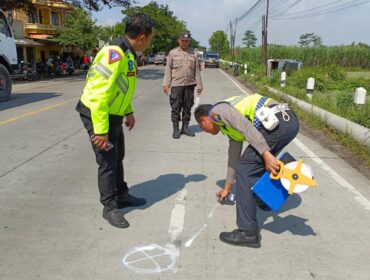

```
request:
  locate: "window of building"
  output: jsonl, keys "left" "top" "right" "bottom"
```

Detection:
{"left": 0, "top": 12, "right": 12, "bottom": 37}
{"left": 26, "top": 47, "right": 35, "bottom": 63}
{"left": 28, "top": 9, "right": 37, "bottom": 24}
{"left": 51, "top": 12, "right": 59, "bottom": 26}
{"left": 38, "top": 10, "right": 43, "bottom": 24}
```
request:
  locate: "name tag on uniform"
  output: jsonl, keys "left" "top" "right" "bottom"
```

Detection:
{"left": 127, "top": 71, "right": 136, "bottom": 77}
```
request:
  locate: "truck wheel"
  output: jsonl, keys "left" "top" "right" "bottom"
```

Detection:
{"left": 0, "top": 64, "right": 12, "bottom": 102}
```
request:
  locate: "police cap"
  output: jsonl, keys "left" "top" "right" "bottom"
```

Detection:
{"left": 178, "top": 31, "right": 191, "bottom": 40}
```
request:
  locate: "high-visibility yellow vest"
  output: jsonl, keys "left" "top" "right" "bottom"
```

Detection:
{"left": 80, "top": 44, "right": 136, "bottom": 135}
{"left": 211, "top": 94, "right": 273, "bottom": 141}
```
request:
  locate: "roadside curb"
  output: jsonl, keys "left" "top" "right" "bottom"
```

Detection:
{"left": 265, "top": 85, "right": 370, "bottom": 148}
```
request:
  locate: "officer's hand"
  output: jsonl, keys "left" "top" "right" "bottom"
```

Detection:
{"left": 197, "top": 89, "right": 202, "bottom": 96}
{"left": 263, "top": 151, "right": 281, "bottom": 176}
{"left": 216, "top": 189, "right": 229, "bottom": 203}
{"left": 91, "top": 134, "right": 109, "bottom": 150}
{"left": 163, "top": 85, "right": 169, "bottom": 95}
{"left": 125, "top": 114, "right": 135, "bottom": 131}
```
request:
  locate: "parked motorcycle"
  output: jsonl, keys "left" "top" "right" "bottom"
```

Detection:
{"left": 20, "top": 61, "right": 38, "bottom": 81}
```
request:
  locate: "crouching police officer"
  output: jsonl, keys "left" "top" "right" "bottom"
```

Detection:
{"left": 194, "top": 94, "right": 299, "bottom": 247}
{"left": 76, "top": 14, "right": 154, "bottom": 228}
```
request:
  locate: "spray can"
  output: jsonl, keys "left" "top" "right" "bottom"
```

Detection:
{"left": 228, "top": 193, "right": 235, "bottom": 202}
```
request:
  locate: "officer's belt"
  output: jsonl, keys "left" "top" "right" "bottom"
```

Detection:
{"left": 269, "top": 103, "right": 290, "bottom": 115}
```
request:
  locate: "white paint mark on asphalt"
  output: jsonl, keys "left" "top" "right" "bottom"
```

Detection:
{"left": 208, "top": 203, "right": 219, "bottom": 218}
{"left": 122, "top": 243, "right": 176, "bottom": 273}
{"left": 219, "top": 68, "right": 251, "bottom": 95}
{"left": 184, "top": 203, "right": 220, "bottom": 248}
{"left": 185, "top": 224, "right": 208, "bottom": 248}
{"left": 123, "top": 189, "right": 187, "bottom": 273}
{"left": 165, "top": 189, "right": 187, "bottom": 271}
{"left": 293, "top": 138, "right": 370, "bottom": 210}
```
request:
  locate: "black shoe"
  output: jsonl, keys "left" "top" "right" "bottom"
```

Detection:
{"left": 172, "top": 122, "right": 180, "bottom": 139}
{"left": 219, "top": 229, "right": 261, "bottom": 248}
{"left": 181, "top": 122, "right": 195, "bottom": 137}
{"left": 117, "top": 193, "right": 147, "bottom": 208}
{"left": 102, "top": 207, "right": 129, "bottom": 228}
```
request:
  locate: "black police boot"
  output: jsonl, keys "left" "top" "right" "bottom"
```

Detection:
{"left": 181, "top": 122, "right": 195, "bottom": 137}
{"left": 172, "top": 122, "right": 180, "bottom": 139}
{"left": 102, "top": 207, "right": 129, "bottom": 228}
{"left": 117, "top": 192, "right": 147, "bottom": 208}
{"left": 219, "top": 229, "right": 261, "bottom": 248}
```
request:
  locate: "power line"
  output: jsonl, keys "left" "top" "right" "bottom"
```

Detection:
{"left": 275, "top": 0, "right": 352, "bottom": 17}
{"left": 274, "top": 0, "right": 370, "bottom": 20}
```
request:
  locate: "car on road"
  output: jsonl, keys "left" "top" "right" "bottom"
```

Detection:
{"left": 147, "top": 54, "right": 155, "bottom": 64}
{"left": 204, "top": 52, "right": 219, "bottom": 68}
{"left": 154, "top": 53, "right": 164, "bottom": 65}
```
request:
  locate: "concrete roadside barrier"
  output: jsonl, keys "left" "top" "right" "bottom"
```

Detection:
{"left": 266, "top": 86, "right": 370, "bottom": 148}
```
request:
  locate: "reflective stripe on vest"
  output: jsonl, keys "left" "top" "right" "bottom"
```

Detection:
{"left": 212, "top": 94, "right": 272, "bottom": 141}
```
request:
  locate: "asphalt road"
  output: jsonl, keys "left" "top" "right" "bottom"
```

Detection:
{"left": 0, "top": 65, "right": 369, "bottom": 280}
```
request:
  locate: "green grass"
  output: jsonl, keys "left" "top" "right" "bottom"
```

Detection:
{"left": 347, "top": 72, "right": 370, "bottom": 79}
{"left": 220, "top": 64, "right": 370, "bottom": 168}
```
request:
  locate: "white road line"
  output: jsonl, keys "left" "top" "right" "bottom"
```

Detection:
{"left": 293, "top": 138, "right": 370, "bottom": 211}
{"left": 219, "top": 68, "right": 252, "bottom": 95}
{"left": 165, "top": 189, "right": 187, "bottom": 259}
{"left": 221, "top": 69, "right": 370, "bottom": 211}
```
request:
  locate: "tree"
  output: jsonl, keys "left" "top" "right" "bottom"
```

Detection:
{"left": 0, "top": 0, "right": 133, "bottom": 12}
{"left": 208, "top": 30, "right": 229, "bottom": 57}
{"left": 122, "top": 1, "right": 188, "bottom": 53}
{"left": 298, "top": 33, "right": 323, "bottom": 47}
{"left": 242, "top": 30, "right": 257, "bottom": 48}
{"left": 55, "top": 8, "right": 98, "bottom": 51}
{"left": 97, "top": 22, "right": 126, "bottom": 42}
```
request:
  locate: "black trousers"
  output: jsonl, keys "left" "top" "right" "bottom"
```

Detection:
{"left": 170, "top": 85, "right": 195, "bottom": 123}
{"left": 235, "top": 110, "right": 299, "bottom": 231}
{"left": 80, "top": 114, "right": 129, "bottom": 209}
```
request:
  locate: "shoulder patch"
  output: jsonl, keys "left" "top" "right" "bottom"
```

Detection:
{"left": 211, "top": 113, "right": 222, "bottom": 122}
{"left": 109, "top": 49, "right": 122, "bottom": 64}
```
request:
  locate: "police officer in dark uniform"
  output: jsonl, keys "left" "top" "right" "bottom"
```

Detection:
{"left": 163, "top": 31, "right": 203, "bottom": 139}
{"left": 76, "top": 14, "right": 154, "bottom": 228}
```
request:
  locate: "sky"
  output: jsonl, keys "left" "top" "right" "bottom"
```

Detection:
{"left": 93, "top": 0, "right": 370, "bottom": 48}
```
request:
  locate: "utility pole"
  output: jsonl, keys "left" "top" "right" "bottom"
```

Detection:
{"left": 262, "top": 15, "right": 265, "bottom": 66}
{"left": 233, "top": 18, "right": 237, "bottom": 63}
{"left": 264, "top": 0, "right": 270, "bottom": 76}
{"left": 229, "top": 20, "right": 233, "bottom": 64}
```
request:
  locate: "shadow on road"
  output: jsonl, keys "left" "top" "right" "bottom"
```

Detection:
{"left": 122, "top": 173, "right": 207, "bottom": 214}
{"left": 137, "top": 67, "right": 164, "bottom": 80}
{"left": 188, "top": 124, "right": 203, "bottom": 134}
{"left": 0, "top": 92, "right": 61, "bottom": 111}
{"left": 216, "top": 179, "right": 316, "bottom": 236}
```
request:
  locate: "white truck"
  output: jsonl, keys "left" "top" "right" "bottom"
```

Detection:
{"left": 0, "top": 8, "right": 18, "bottom": 101}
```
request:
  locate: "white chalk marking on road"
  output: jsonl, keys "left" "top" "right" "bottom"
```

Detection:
{"left": 123, "top": 189, "right": 187, "bottom": 274}
{"left": 208, "top": 203, "right": 219, "bottom": 218}
{"left": 165, "top": 188, "right": 187, "bottom": 271}
{"left": 293, "top": 138, "right": 370, "bottom": 210}
{"left": 184, "top": 203, "right": 220, "bottom": 248}
{"left": 219, "top": 68, "right": 251, "bottom": 95}
{"left": 185, "top": 224, "right": 208, "bottom": 248}
{"left": 122, "top": 243, "right": 176, "bottom": 274}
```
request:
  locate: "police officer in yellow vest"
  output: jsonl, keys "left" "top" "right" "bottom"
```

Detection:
{"left": 194, "top": 94, "right": 299, "bottom": 247}
{"left": 76, "top": 14, "right": 154, "bottom": 228}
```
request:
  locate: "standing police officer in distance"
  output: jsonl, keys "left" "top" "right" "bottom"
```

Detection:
{"left": 76, "top": 14, "right": 154, "bottom": 228}
{"left": 194, "top": 94, "right": 299, "bottom": 247}
{"left": 163, "top": 31, "right": 203, "bottom": 139}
